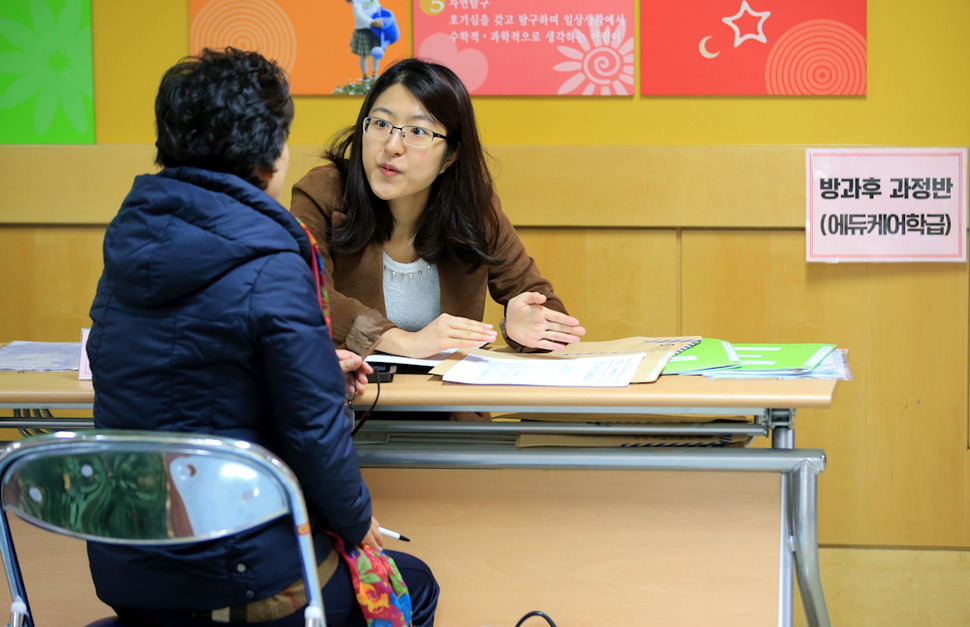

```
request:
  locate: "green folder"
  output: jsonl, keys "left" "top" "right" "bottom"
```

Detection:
{"left": 724, "top": 342, "right": 836, "bottom": 375}
{"left": 662, "top": 338, "right": 740, "bottom": 375}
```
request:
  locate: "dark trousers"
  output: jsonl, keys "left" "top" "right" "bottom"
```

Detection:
{"left": 109, "top": 550, "right": 438, "bottom": 627}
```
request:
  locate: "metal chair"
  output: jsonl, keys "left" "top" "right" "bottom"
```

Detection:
{"left": 0, "top": 431, "right": 325, "bottom": 627}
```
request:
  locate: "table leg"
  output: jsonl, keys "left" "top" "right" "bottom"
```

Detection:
{"left": 772, "top": 424, "right": 795, "bottom": 627}
{"left": 793, "top": 460, "right": 830, "bottom": 627}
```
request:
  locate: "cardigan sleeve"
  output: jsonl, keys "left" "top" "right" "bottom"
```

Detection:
{"left": 290, "top": 165, "right": 397, "bottom": 354}
{"left": 486, "top": 195, "right": 568, "bottom": 351}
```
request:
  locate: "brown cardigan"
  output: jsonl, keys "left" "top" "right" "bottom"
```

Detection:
{"left": 290, "top": 164, "right": 567, "bottom": 354}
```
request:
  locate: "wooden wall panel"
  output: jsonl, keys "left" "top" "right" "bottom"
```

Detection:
{"left": 680, "top": 230, "right": 970, "bottom": 547}
{"left": 0, "top": 146, "right": 155, "bottom": 224}
{"left": 490, "top": 146, "right": 805, "bottom": 228}
{"left": 1, "top": 145, "right": 805, "bottom": 228}
{"left": 0, "top": 227, "right": 105, "bottom": 341}
{"left": 526, "top": 229, "right": 677, "bottom": 337}
{"left": 680, "top": 231, "right": 871, "bottom": 545}
{"left": 865, "top": 263, "right": 968, "bottom": 546}
{"left": 483, "top": 229, "right": 680, "bottom": 342}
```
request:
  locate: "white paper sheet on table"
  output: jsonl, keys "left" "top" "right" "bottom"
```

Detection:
{"left": 441, "top": 352, "right": 646, "bottom": 387}
{"left": 365, "top": 349, "right": 455, "bottom": 369}
{"left": 0, "top": 341, "right": 81, "bottom": 372}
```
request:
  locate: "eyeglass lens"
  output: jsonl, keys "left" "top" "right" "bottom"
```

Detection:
{"left": 363, "top": 117, "right": 440, "bottom": 147}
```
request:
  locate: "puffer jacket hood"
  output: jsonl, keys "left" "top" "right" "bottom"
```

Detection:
{"left": 103, "top": 166, "right": 310, "bottom": 307}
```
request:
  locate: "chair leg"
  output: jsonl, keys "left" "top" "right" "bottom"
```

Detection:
{"left": 9, "top": 596, "right": 28, "bottom": 627}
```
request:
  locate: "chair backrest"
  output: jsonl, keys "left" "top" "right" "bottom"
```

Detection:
{"left": 0, "top": 430, "right": 325, "bottom": 627}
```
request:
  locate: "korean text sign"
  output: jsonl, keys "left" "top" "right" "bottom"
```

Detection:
{"left": 413, "top": 0, "right": 635, "bottom": 95}
{"left": 806, "top": 148, "right": 967, "bottom": 263}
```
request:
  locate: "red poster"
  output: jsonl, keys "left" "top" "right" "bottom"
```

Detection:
{"left": 190, "top": 0, "right": 411, "bottom": 95}
{"left": 413, "top": 1, "right": 635, "bottom": 95}
{"left": 641, "top": 0, "right": 866, "bottom": 95}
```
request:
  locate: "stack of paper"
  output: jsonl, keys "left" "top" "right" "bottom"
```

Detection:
{"left": 705, "top": 343, "right": 836, "bottom": 378}
{"left": 0, "top": 341, "right": 81, "bottom": 372}
{"left": 662, "top": 339, "right": 849, "bottom": 379}
{"left": 430, "top": 336, "right": 701, "bottom": 387}
{"left": 440, "top": 352, "right": 647, "bottom": 387}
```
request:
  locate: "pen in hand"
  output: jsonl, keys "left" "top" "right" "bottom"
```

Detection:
{"left": 379, "top": 526, "right": 410, "bottom": 542}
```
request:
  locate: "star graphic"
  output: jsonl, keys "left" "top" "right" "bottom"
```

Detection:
{"left": 721, "top": 1, "right": 771, "bottom": 47}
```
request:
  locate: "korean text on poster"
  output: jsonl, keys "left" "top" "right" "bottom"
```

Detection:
{"left": 806, "top": 148, "right": 967, "bottom": 263}
{"left": 413, "top": 0, "right": 634, "bottom": 95}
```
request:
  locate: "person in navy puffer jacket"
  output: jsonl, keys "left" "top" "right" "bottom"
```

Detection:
{"left": 86, "top": 47, "right": 437, "bottom": 627}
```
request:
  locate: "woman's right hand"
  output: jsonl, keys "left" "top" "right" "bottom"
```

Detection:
{"left": 377, "top": 313, "right": 497, "bottom": 358}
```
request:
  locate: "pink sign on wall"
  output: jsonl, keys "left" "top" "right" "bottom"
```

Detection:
{"left": 413, "top": 0, "right": 634, "bottom": 95}
{"left": 806, "top": 148, "right": 968, "bottom": 263}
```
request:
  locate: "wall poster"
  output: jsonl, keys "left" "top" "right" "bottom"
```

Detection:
{"left": 0, "top": 0, "right": 94, "bottom": 144}
{"left": 190, "top": 0, "right": 411, "bottom": 96}
{"left": 642, "top": 0, "right": 866, "bottom": 96}
{"left": 413, "top": 0, "right": 635, "bottom": 95}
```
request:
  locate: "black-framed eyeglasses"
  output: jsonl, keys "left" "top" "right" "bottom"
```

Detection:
{"left": 362, "top": 116, "right": 447, "bottom": 148}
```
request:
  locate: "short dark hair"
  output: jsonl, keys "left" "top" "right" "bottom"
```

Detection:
{"left": 326, "top": 58, "right": 502, "bottom": 269}
{"left": 154, "top": 47, "right": 294, "bottom": 190}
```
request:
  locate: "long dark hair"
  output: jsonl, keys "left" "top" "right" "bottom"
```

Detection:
{"left": 326, "top": 58, "right": 502, "bottom": 269}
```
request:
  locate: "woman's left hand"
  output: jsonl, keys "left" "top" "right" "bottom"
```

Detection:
{"left": 361, "top": 516, "right": 384, "bottom": 552}
{"left": 336, "top": 349, "right": 372, "bottom": 398}
{"left": 505, "top": 292, "right": 586, "bottom": 350}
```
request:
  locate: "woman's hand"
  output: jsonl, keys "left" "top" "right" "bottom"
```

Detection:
{"left": 361, "top": 516, "right": 383, "bottom": 552}
{"left": 336, "top": 349, "right": 372, "bottom": 398}
{"left": 377, "top": 314, "right": 497, "bottom": 358}
{"left": 505, "top": 292, "right": 586, "bottom": 350}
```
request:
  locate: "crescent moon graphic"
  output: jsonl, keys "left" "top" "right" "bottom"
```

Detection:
{"left": 699, "top": 36, "right": 720, "bottom": 59}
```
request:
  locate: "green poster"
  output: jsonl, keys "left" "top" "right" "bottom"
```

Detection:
{"left": 0, "top": 0, "right": 94, "bottom": 144}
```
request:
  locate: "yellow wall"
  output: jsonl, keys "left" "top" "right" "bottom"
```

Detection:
{"left": 2, "top": 0, "right": 970, "bottom": 552}
{"left": 90, "top": 1, "right": 970, "bottom": 147}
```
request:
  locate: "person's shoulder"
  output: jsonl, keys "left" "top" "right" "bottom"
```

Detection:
{"left": 292, "top": 163, "right": 344, "bottom": 213}
{"left": 490, "top": 192, "right": 513, "bottom": 225}
{"left": 295, "top": 162, "right": 341, "bottom": 194}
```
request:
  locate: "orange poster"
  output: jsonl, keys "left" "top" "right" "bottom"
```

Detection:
{"left": 413, "top": 0, "right": 635, "bottom": 95}
{"left": 641, "top": 0, "right": 866, "bottom": 95}
{"left": 190, "top": 0, "right": 411, "bottom": 95}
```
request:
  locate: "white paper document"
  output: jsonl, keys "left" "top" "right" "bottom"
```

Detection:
{"left": 441, "top": 352, "right": 646, "bottom": 387}
{"left": 366, "top": 349, "right": 455, "bottom": 369}
{"left": 0, "top": 341, "right": 81, "bottom": 372}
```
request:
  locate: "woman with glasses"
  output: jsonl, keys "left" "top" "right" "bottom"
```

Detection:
{"left": 292, "top": 58, "right": 585, "bottom": 359}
